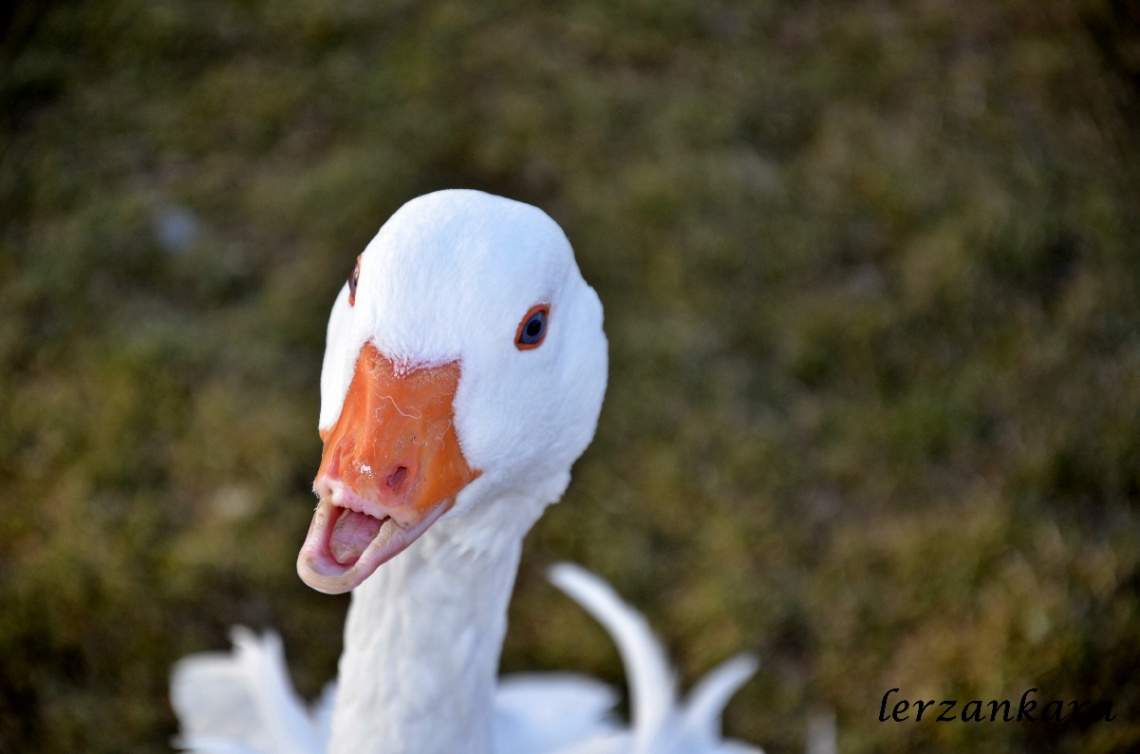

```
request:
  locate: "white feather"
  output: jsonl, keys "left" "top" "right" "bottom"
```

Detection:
{"left": 171, "top": 628, "right": 330, "bottom": 754}
{"left": 172, "top": 567, "right": 759, "bottom": 754}
{"left": 548, "top": 563, "right": 676, "bottom": 752}
{"left": 493, "top": 673, "right": 619, "bottom": 754}
{"left": 548, "top": 564, "right": 762, "bottom": 754}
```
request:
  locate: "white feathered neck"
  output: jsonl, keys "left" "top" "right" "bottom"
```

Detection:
{"left": 330, "top": 487, "right": 557, "bottom": 754}
{"left": 320, "top": 191, "right": 606, "bottom": 753}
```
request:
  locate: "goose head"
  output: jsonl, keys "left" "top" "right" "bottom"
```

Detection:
{"left": 297, "top": 190, "right": 607, "bottom": 594}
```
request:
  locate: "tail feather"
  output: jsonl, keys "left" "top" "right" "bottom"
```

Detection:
{"left": 170, "top": 627, "right": 326, "bottom": 754}
{"left": 234, "top": 628, "right": 322, "bottom": 754}
{"left": 549, "top": 563, "right": 760, "bottom": 754}
{"left": 309, "top": 681, "right": 337, "bottom": 752}
{"left": 680, "top": 654, "right": 759, "bottom": 744}
{"left": 548, "top": 563, "right": 677, "bottom": 752}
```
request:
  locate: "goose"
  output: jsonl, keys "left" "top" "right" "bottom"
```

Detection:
{"left": 171, "top": 190, "right": 761, "bottom": 754}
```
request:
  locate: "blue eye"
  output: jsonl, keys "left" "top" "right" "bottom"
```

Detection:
{"left": 515, "top": 305, "right": 549, "bottom": 350}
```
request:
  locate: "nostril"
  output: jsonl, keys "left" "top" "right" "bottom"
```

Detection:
{"left": 388, "top": 466, "right": 408, "bottom": 492}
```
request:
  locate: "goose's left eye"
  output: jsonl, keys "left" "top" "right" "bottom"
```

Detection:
{"left": 515, "top": 305, "right": 549, "bottom": 350}
{"left": 347, "top": 256, "right": 361, "bottom": 306}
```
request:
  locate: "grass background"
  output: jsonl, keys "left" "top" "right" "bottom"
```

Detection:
{"left": 2, "top": 1, "right": 1140, "bottom": 752}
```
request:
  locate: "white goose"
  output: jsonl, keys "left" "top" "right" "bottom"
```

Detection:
{"left": 171, "top": 190, "right": 761, "bottom": 754}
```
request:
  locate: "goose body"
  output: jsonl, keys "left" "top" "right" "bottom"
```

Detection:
{"left": 171, "top": 190, "right": 760, "bottom": 754}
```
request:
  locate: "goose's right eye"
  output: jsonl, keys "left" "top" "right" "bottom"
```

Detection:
{"left": 348, "top": 256, "right": 361, "bottom": 306}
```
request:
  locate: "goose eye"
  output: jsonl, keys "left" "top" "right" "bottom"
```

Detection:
{"left": 347, "top": 256, "right": 361, "bottom": 306}
{"left": 515, "top": 305, "right": 549, "bottom": 350}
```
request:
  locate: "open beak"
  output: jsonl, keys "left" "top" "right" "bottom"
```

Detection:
{"left": 297, "top": 342, "right": 480, "bottom": 594}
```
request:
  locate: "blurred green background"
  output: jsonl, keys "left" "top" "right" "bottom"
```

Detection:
{"left": 3, "top": 1, "right": 1139, "bottom": 752}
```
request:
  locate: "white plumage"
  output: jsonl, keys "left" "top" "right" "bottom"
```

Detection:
{"left": 173, "top": 564, "right": 760, "bottom": 754}
{"left": 170, "top": 190, "right": 761, "bottom": 754}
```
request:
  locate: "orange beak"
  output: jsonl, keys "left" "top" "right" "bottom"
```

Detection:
{"left": 297, "top": 342, "right": 480, "bottom": 594}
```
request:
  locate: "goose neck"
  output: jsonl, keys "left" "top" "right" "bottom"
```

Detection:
{"left": 328, "top": 491, "right": 546, "bottom": 754}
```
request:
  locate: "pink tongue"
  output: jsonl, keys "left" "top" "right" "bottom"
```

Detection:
{"left": 330, "top": 510, "right": 384, "bottom": 565}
